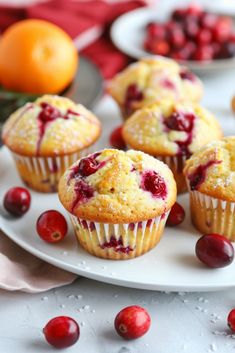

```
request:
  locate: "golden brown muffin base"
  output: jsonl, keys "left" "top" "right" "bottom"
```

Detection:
{"left": 189, "top": 189, "right": 235, "bottom": 241}
{"left": 70, "top": 212, "right": 169, "bottom": 260}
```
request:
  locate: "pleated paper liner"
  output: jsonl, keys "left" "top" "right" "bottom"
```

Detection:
{"left": 11, "top": 147, "right": 91, "bottom": 193}
{"left": 69, "top": 211, "right": 170, "bottom": 260}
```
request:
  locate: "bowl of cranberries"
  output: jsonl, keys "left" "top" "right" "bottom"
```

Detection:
{"left": 145, "top": 5, "right": 235, "bottom": 67}
{"left": 111, "top": 4, "right": 235, "bottom": 72}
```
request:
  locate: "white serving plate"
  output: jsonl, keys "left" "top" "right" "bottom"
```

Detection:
{"left": 111, "top": 7, "right": 235, "bottom": 74}
{"left": 1, "top": 146, "right": 235, "bottom": 292}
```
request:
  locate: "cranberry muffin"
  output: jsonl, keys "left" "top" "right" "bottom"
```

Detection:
{"left": 2, "top": 95, "right": 101, "bottom": 192}
{"left": 122, "top": 100, "right": 222, "bottom": 193}
{"left": 58, "top": 149, "right": 176, "bottom": 259}
{"left": 107, "top": 56, "right": 203, "bottom": 120}
{"left": 184, "top": 137, "right": 235, "bottom": 241}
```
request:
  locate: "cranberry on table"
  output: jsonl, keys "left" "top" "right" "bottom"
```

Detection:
{"left": 228, "top": 309, "right": 235, "bottom": 332}
{"left": 114, "top": 305, "right": 151, "bottom": 340}
{"left": 3, "top": 186, "right": 31, "bottom": 217}
{"left": 36, "top": 210, "right": 68, "bottom": 243}
{"left": 195, "top": 234, "right": 234, "bottom": 268}
{"left": 167, "top": 202, "right": 185, "bottom": 226}
{"left": 109, "top": 126, "right": 126, "bottom": 150}
{"left": 43, "top": 316, "right": 80, "bottom": 348}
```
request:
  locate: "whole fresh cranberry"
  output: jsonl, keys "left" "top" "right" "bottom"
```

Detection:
{"left": 184, "top": 20, "right": 199, "bottom": 39}
{"left": 169, "top": 27, "right": 186, "bottom": 48}
{"left": 195, "top": 234, "right": 234, "bottom": 268}
{"left": 167, "top": 202, "right": 185, "bottom": 226}
{"left": 68, "top": 153, "right": 104, "bottom": 180}
{"left": 196, "top": 28, "right": 212, "bottom": 45}
{"left": 109, "top": 126, "right": 126, "bottom": 150}
{"left": 172, "top": 43, "right": 196, "bottom": 61}
{"left": 114, "top": 306, "right": 151, "bottom": 340}
{"left": 78, "top": 158, "right": 98, "bottom": 177}
{"left": 200, "top": 13, "right": 218, "bottom": 29}
{"left": 217, "top": 43, "right": 235, "bottom": 59}
{"left": 3, "top": 187, "right": 31, "bottom": 216}
{"left": 228, "top": 309, "right": 235, "bottom": 332}
{"left": 150, "top": 39, "right": 170, "bottom": 56}
{"left": 78, "top": 154, "right": 103, "bottom": 177}
{"left": 147, "top": 22, "right": 166, "bottom": 39}
{"left": 171, "top": 8, "right": 187, "bottom": 22}
{"left": 165, "top": 21, "right": 180, "bottom": 32}
{"left": 186, "top": 4, "right": 203, "bottom": 17}
{"left": 213, "top": 17, "right": 233, "bottom": 43}
{"left": 43, "top": 316, "right": 80, "bottom": 348}
{"left": 193, "top": 45, "right": 214, "bottom": 61}
{"left": 36, "top": 210, "right": 68, "bottom": 243}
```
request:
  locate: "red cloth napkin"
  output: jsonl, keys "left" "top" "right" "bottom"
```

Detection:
{"left": 0, "top": 0, "right": 148, "bottom": 79}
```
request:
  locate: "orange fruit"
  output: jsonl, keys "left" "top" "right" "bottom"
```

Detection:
{"left": 0, "top": 19, "right": 78, "bottom": 94}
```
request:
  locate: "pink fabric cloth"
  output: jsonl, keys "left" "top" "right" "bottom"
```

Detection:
{"left": 0, "top": 231, "right": 77, "bottom": 292}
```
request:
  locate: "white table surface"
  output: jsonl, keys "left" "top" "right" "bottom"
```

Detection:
{"left": 1, "top": 66, "right": 235, "bottom": 353}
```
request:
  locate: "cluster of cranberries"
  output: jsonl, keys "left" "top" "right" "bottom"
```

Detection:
{"left": 43, "top": 302, "right": 235, "bottom": 348}
{"left": 144, "top": 4, "right": 235, "bottom": 61}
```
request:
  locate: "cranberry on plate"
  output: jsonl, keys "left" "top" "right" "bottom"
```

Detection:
{"left": 167, "top": 202, "right": 185, "bottom": 226}
{"left": 144, "top": 5, "right": 235, "bottom": 61}
{"left": 36, "top": 210, "right": 68, "bottom": 243}
{"left": 114, "top": 305, "right": 151, "bottom": 340}
{"left": 43, "top": 316, "right": 80, "bottom": 348}
{"left": 228, "top": 309, "right": 235, "bottom": 332}
{"left": 3, "top": 186, "right": 31, "bottom": 217}
{"left": 109, "top": 126, "right": 126, "bottom": 150}
{"left": 195, "top": 233, "right": 234, "bottom": 268}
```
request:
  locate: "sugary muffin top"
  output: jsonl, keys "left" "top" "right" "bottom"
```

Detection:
{"left": 122, "top": 100, "right": 222, "bottom": 157}
{"left": 183, "top": 137, "right": 235, "bottom": 201}
{"left": 2, "top": 95, "right": 101, "bottom": 157}
{"left": 107, "top": 57, "right": 203, "bottom": 117}
{"left": 58, "top": 149, "right": 176, "bottom": 223}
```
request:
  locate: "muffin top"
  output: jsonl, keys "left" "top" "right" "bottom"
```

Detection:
{"left": 107, "top": 56, "right": 203, "bottom": 117}
{"left": 2, "top": 95, "right": 101, "bottom": 157}
{"left": 183, "top": 137, "right": 235, "bottom": 202}
{"left": 58, "top": 149, "right": 176, "bottom": 223}
{"left": 122, "top": 100, "right": 222, "bottom": 157}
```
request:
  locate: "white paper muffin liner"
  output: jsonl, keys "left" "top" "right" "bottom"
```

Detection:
{"left": 69, "top": 211, "right": 170, "bottom": 259}
{"left": 188, "top": 186, "right": 235, "bottom": 241}
{"left": 156, "top": 155, "right": 187, "bottom": 171}
{"left": 11, "top": 147, "right": 91, "bottom": 192}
